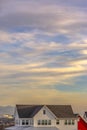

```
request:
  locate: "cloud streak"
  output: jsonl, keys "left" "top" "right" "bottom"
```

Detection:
{"left": 0, "top": 0, "right": 87, "bottom": 38}
{"left": 0, "top": 0, "right": 87, "bottom": 109}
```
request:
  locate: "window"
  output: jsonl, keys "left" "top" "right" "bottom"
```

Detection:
{"left": 64, "top": 119, "right": 75, "bottom": 125}
{"left": 48, "top": 120, "right": 51, "bottom": 125}
{"left": 37, "top": 120, "right": 51, "bottom": 125}
{"left": 44, "top": 120, "right": 47, "bottom": 125}
{"left": 43, "top": 110, "right": 46, "bottom": 115}
{"left": 30, "top": 120, "right": 33, "bottom": 125}
{"left": 68, "top": 120, "right": 71, "bottom": 125}
{"left": 42, "top": 120, "right": 44, "bottom": 125}
{"left": 72, "top": 120, "right": 75, "bottom": 125}
{"left": 26, "top": 120, "right": 29, "bottom": 125}
{"left": 56, "top": 119, "right": 59, "bottom": 125}
{"left": 38, "top": 120, "right": 40, "bottom": 125}
{"left": 22, "top": 120, "right": 25, "bottom": 125}
{"left": 65, "top": 120, "right": 67, "bottom": 125}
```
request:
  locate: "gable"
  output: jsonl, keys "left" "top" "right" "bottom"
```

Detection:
{"left": 34, "top": 105, "right": 56, "bottom": 119}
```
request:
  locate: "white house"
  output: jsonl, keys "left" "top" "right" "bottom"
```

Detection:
{"left": 12, "top": 104, "right": 79, "bottom": 130}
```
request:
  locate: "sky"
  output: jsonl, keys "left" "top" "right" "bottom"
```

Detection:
{"left": 0, "top": 0, "right": 87, "bottom": 113}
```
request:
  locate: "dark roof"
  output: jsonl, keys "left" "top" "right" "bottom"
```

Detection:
{"left": 47, "top": 105, "right": 76, "bottom": 118}
{"left": 16, "top": 105, "right": 43, "bottom": 118}
{"left": 16, "top": 105, "right": 76, "bottom": 118}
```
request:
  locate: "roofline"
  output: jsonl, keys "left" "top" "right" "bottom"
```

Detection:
{"left": 14, "top": 106, "right": 19, "bottom": 118}
{"left": 16, "top": 104, "right": 76, "bottom": 119}
{"left": 44, "top": 105, "right": 57, "bottom": 118}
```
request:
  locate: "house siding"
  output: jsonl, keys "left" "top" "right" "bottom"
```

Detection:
{"left": 34, "top": 106, "right": 56, "bottom": 127}
{"left": 56, "top": 119, "right": 78, "bottom": 130}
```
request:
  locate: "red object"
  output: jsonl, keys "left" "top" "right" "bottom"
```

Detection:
{"left": 78, "top": 116, "right": 87, "bottom": 130}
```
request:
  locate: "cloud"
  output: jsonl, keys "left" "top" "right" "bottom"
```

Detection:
{"left": 0, "top": 31, "right": 87, "bottom": 89}
{"left": 0, "top": 0, "right": 87, "bottom": 39}
{"left": 0, "top": 31, "right": 35, "bottom": 43}
{"left": 0, "top": 59, "right": 86, "bottom": 89}
{"left": 0, "top": 0, "right": 87, "bottom": 108}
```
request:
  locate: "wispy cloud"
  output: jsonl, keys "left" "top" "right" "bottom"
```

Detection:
{"left": 0, "top": 0, "right": 87, "bottom": 38}
{"left": 0, "top": 31, "right": 87, "bottom": 87}
{"left": 0, "top": 0, "right": 87, "bottom": 108}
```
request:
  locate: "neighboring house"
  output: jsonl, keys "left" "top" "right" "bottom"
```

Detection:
{"left": 14, "top": 105, "right": 78, "bottom": 130}
{"left": 78, "top": 116, "right": 87, "bottom": 130}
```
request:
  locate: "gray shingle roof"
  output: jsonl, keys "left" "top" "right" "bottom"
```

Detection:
{"left": 16, "top": 105, "right": 43, "bottom": 118}
{"left": 16, "top": 105, "right": 76, "bottom": 118}
{"left": 47, "top": 105, "right": 76, "bottom": 118}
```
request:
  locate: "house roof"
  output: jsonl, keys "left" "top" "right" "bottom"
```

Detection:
{"left": 47, "top": 105, "right": 76, "bottom": 118}
{"left": 16, "top": 105, "right": 43, "bottom": 118}
{"left": 16, "top": 105, "right": 76, "bottom": 118}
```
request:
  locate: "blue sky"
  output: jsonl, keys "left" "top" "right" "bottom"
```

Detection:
{"left": 0, "top": 0, "right": 87, "bottom": 112}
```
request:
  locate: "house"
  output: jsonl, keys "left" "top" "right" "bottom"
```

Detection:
{"left": 12, "top": 105, "right": 79, "bottom": 130}
{"left": 78, "top": 115, "right": 87, "bottom": 130}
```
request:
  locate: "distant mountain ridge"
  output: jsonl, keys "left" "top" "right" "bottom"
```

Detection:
{"left": 0, "top": 106, "right": 14, "bottom": 116}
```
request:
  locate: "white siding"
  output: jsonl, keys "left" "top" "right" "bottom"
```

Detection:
{"left": 34, "top": 106, "right": 56, "bottom": 127}
{"left": 56, "top": 119, "right": 78, "bottom": 130}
